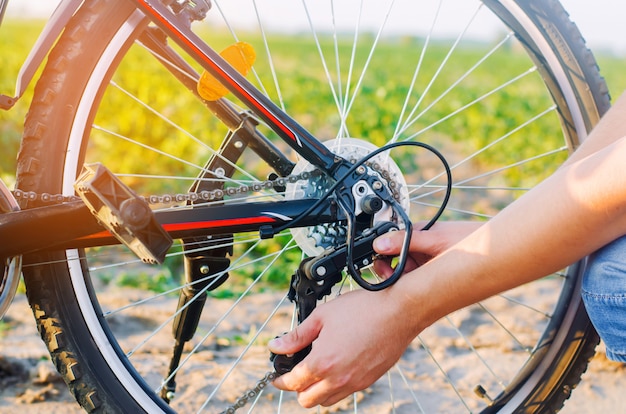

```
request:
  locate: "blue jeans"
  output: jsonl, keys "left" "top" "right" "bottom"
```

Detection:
{"left": 582, "top": 235, "right": 626, "bottom": 362}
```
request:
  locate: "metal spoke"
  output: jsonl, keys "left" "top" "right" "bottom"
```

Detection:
{"left": 106, "top": 80, "right": 260, "bottom": 184}
{"left": 417, "top": 336, "right": 474, "bottom": 412}
{"left": 391, "top": 0, "right": 443, "bottom": 144}
{"left": 393, "top": 2, "right": 484, "bottom": 140}
{"left": 444, "top": 315, "right": 506, "bottom": 390}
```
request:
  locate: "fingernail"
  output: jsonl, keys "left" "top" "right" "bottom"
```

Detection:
{"left": 268, "top": 337, "right": 282, "bottom": 348}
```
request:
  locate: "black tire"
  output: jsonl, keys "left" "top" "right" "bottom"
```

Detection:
{"left": 16, "top": 0, "right": 609, "bottom": 412}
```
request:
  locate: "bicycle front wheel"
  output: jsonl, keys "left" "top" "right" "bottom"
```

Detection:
{"left": 18, "top": 0, "right": 608, "bottom": 412}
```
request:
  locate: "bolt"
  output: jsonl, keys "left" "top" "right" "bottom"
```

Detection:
{"left": 361, "top": 195, "right": 383, "bottom": 214}
{"left": 316, "top": 266, "right": 327, "bottom": 277}
{"left": 234, "top": 140, "right": 243, "bottom": 149}
{"left": 356, "top": 165, "right": 366, "bottom": 175}
{"left": 166, "top": 391, "right": 175, "bottom": 401}
{"left": 373, "top": 181, "right": 383, "bottom": 190}
{"left": 200, "top": 264, "right": 210, "bottom": 274}
{"left": 120, "top": 198, "right": 151, "bottom": 229}
{"left": 356, "top": 183, "right": 367, "bottom": 195}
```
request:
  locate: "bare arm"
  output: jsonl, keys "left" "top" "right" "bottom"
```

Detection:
{"left": 270, "top": 92, "right": 626, "bottom": 408}
{"left": 400, "top": 133, "right": 626, "bottom": 331}
{"left": 375, "top": 91, "right": 626, "bottom": 273}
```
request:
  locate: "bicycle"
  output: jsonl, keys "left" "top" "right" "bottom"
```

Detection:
{"left": 0, "top": 0, "right": 611, "bottom": 412}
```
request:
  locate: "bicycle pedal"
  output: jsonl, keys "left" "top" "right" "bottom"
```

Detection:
{"left": 74, "top": 163, "right": 172, "bottom": 264}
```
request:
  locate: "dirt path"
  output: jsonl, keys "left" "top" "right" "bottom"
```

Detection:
{"left": 0, "top": 293, "right": 622, "bottom": 414}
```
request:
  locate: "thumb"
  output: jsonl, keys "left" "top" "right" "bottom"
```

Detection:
{"left": 268, "top": 318, "right": 320, "bottom": 355}
{"left": 373, "top": 230, "right": 406, "bottom": 255}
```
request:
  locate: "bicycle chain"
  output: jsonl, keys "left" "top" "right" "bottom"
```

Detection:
{"left": 10, "top": 170, "right": 321, "bottom": 205}
{"left": 219, "top": 371, "right": 280, "bottom": 414}
{"left": 11, "top": 160, "right": 398, "bottom": 206}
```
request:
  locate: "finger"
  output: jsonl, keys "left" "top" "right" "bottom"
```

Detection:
{"left": 320, "top": 389, "right": 354, "bottom": 407}
{"left": 372, "top": 256, "right": 394, "bottom": 278}
{"left": 268, "top": 317, "right": 320, "bottom": 355}
{"left": 294, "top": 370, "right": 366, "bottom": 408}
{"left": 372, "top": 254, "right": 420, "bottom": 279}
{"left": 272, "top": 357, "right": 319, "bottom": 393}
{"left": 373, "top": 220, "right": 432, "bottom": 255}
{"left": 373, "top": 230, "right": 406, "bottom": 255}
{"left": 375, "top": 227, "right": 447, "bottom": 258}
{"left": 293, "top": 373, "right": 345, "bottom": 408}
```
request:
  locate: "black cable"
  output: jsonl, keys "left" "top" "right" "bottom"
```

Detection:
{"left": 272, "top": 140, "right": 453, "bottom": 289}
{"left": 275, "top": 141, "right": 451, "bottom": 233}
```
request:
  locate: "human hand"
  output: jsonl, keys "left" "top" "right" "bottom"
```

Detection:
{"left": 373, "top": 221, "right": 482, "bottom": 278}
{"left": 268, "top": 222, "right": 482, "bottom": 408}
{"left": 269, "top": 288, "right": 417, "bottom": 408}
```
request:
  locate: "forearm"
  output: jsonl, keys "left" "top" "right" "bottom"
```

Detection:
{"left": 397, "top": 135, "right": 626, "bottom": 333}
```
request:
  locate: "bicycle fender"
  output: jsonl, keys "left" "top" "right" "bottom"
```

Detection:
{"left": 0, "top": 0, "right": 83, "bottom": 110}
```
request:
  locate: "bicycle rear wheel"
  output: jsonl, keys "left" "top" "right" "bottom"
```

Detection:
{"left": 17, "top": 0, "right": 609, "bottom": 412}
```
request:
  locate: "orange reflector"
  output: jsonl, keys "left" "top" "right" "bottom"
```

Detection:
{"left": 197, "top": 42, "right": 256, "bottom": 101}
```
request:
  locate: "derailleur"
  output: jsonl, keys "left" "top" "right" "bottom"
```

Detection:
{"left": 271, "top": 220, "right": 398, "bottom": 374}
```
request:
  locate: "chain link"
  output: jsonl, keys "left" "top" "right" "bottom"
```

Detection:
{"left": 11, "top": 189, "right": 82, "bottom": 204}
{"left": 11, "top": 171, "right": 319, "bottom": 205}
{"left": 11, "top": 161, "right": 403, "bottom": 206}
{"left": 10, "top": 160, "right": 404, "bottom": 206}
{"left": 219, "top": 371, "right": 279, "bottom": 414}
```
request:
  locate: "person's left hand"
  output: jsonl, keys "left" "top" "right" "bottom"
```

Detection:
{"left": 269, "top": 287, "right": 418, "bottom": 408}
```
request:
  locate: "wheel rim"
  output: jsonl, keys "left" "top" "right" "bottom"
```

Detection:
{"left": 0, "top": 178, "right": 21, "bottom": 320}
{"left": 53, "top": 0, "right": 598, "bottom": 412}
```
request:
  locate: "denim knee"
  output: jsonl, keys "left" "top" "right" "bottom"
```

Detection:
{"left": 582, "top": 235, "right": 626, "bottom": 362}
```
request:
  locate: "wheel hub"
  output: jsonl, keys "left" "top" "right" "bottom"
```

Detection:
{"left": 286, "top": 138, "right": 409, "bottom": 256}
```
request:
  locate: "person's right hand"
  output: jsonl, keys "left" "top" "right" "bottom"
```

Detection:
{"left": 372, "top": 221, "right": 483, "bottom": 278}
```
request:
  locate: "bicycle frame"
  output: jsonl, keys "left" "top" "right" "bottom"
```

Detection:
{"left": 0, "top": 0, "right": 366, "bottom": 257}
{"left": 0, "top": 197, "right": 341, "bottom": 258}
{"left": 128, "top": 0, "right": 342, "bottom": 173}
{"left": 0, "top": 1, "right": 610, "bottom": 410}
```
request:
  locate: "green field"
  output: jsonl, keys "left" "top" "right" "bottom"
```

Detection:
{"left": 2, "top": 18, "right": 625, "bottom": 188}
{"left": 2, "top": 17, "right": 625, "bottom": 292}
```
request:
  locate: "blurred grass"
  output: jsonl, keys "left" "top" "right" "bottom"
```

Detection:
{"left": 2, "top": 18, "right": 625, "bottom": 187}
{"left": 597, "top": 54, "right": 626, "bottom": 98}
{"left": 0, "top": 19, "right": 48, "bottom": 186}
{"left": 1, "top": 18, "right": 626, "bottom": 294}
